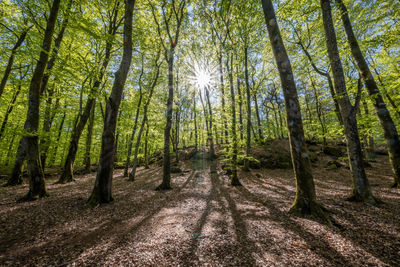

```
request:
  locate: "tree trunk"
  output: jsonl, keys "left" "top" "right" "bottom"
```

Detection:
{"left": 205, "top": 87, "right": 215, "bottom": 159}
{"left": 320, "top": 0, "right": 378, "bottom": 204}
{"left": 124, "top": 60, "right": 144, "bottom": 176}
{"left": 88, "top": 0, "right": 135, "bottom": 206}
{"left": 20, "top": 0, "right": 61, "bottom": 201}
{"left": 336, "top": 0, "right": 400, "bottom": 188}
{"left": 227, "top": 53, "right": 241, "bottom": 186}
{"left": 261, "top": 0, "right": 328, "bottom": 220}
{"left": 49, "top": 110, "right": 66, "bottom": 166}
{"left": 219, "top": 54, "right": 229, "bottom": 144}
{"left": 193, "top": 94, "right": 198, "bottom": 151}
{"left": 5, "top": 138, "right": 26, "bottom": 186}
{"left": 144, "top": 120, "right": 150, "bottom": 169}
{"left": 310, "top": 74, "right": 327, "bottom": 146}
{"left": 84, "top": 102, "right": 95, "bottom": 173}
{"left": 0, "top": 81, "right": 22, "bottom": 140}
{"left": 244, "top": 46, "right": 251, "bottom": 171}
{"left": 158, "top": 52, "right": 174, "bottom": 190}
{"left": 129, "top": 63, "right": 159, "bottom": 180}
{"left": 39, "top": 0, "right": 72, "bottom": 169}
{"left": 58, "top": 20, "right": 116, "bottom": 183}
{"left": 0, "top": 26, "right": 30, "bottom": 98}
{"left": 254, "top": 93, "right": 263, "bottom": 142}
{"left": 237, "top": 65, "right": 244, "bottom": 142}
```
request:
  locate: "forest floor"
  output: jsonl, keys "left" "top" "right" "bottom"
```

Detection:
{"left": 0, "top": 152, "right": 400, "bottom": 266}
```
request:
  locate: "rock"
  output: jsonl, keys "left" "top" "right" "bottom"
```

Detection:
{"left": 323, "top": 146, "right": 344, "bottom": 158}
{"left": 170, "top": 167, "right": 182, "bottom": 173}
{"left": 324, "top": 160, "right": 343, "bottom": 170}
{"left": 249, "top": 159, "right": 261, "bottom": 169}
{"left": 255, "top": 173, "right": 262, "bottom": 178}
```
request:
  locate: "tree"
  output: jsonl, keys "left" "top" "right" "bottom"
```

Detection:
{"left": 320, "top": 0, "right": 378, "bottom": 204}
{"left": 20, "top": 0, "right": 61, "bottom": 200}
{"left": 335, "top": 0, "right": 400, "bottom": 188}
{"left": 150, "top": 0, "right": 186, "bottom": 191}
{"left": 261, "top": 0, "right": 327, "bottom": 220}
{"left": 87, "top": 0, "right": 135, "bottom": 206}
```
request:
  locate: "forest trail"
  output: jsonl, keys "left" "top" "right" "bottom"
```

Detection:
{"left": 1, "top": 154, "right": 400, "bottom": 266}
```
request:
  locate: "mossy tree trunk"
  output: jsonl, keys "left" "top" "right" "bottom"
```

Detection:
{"left": 320, "top": 0, "right": 378, "bottom": 204}
{"left": 261, "top": 0, "right": 327, "bottom": 219}
{"left": 20, "top": 0, "right": 61, "bottom": 201}
{"left": 335, "top": 0, "right": 400, "bottom": 189}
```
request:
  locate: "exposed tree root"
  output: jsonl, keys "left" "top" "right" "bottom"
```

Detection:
{"left": 18, "top": 190, "right": 49, "bottom": 202}
{"left": 155, "top": 183, "right": 172, "bottom": 191}
{"left": 289, "top": 198, "right": 333, "bottom": 226}
{"left": 345, "top": 190, "right": 383, "bottom": 206}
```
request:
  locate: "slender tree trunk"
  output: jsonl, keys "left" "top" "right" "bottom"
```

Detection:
{"left": 310, "top": 74, "right": 327, "bottom": 146}
{"left": 219, "top": 54, "right": 229, "bottom": 144}
{"left": 244, "top": 46, "right": 252, "bottom": 171}
{"left": 205, "top": 87, "right": 215, "bottom": 159}
{"left": 58, "top": 19, "right": 116, "bottom": 183}
{"left": 254, "top": 93, "right": 263, "bottom": 142}
{"left": 144, "top": 120, "right": 150, "bottom": 169}
{"left": 88, "top": 0, "right": 135, "bottom": 206}
{"left": 336, "top": 0, "right": 400, "bottom": 188}
{"left": 5, "top": 133, "right": 16, "bottom": 167}
{"left": 237, "top": 66, "right": 244, "bottom": 142}
{"left": 0, "top": 26, "right": 30, "bottom": 98}
{"left": 20, "top": 0, "right": 61, "bottom": 201}
{"left": 193, "top": 95, "right": 198, "bottom": 151}
{"left": 124, "top": 61, "right": 144, "bottom": 176}
{"left": 39, "top": 0, "right": 72, "bottom": 169}
{"left": 5, "top": 138, "right": 26, "bottom": 186}
{"left": 0, "top": 82, "right": 22, "bottom": 140}
{"left": 49, "top": 110, "right": 66, "bottom": 166}
{"left": 227, "top": 53, "right": 241, "bottom": 186}
{"left": 320, "top": 0, "right": 378, "bottom": 204}
{"left": 261, "top": 0, "right": 328, "bottom": 220}
{"left": 84, "top": 102, "right": 95, "bottom": 173}
{"left": 158, "top": 51, "right": 175, "bottom": 190}
{"left": 129, "top": 64, "right": 159, "bottom": 180}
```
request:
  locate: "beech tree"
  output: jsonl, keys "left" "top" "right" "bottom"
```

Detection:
{"left": 87, "top": 0, "right": 135, "bottom": 206}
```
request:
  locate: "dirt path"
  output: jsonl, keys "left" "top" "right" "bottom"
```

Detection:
{"left": 0, "top": 153, "right": 400, "bottom": 266}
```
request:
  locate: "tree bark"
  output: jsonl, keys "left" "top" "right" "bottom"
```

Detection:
{"left": 219, "top": 54, "right": 229, "bottom": 144}
{"left": 254, "top": 93, "right": 263, "bottom": 142}
{"left": 261, "top": 0, "right": 327, "bottom": 220}
{"left": 88, "top": 0, "right": 135, "bottom": 206}
{"left": 20, "top": 0, "right": 61, "bottom": 201}
{"left": 49, "top": 109, "right": 66, "bottom": 166}
{"left": 205, "top": 86, "right": 215, "bottom": 159}
{"left": 227, "top": 53, "right": 241, "bottom": 186}
{"left": 336, "top": 0, "right": 400, "bottom": 188}
{"left": 84, "top": 102, "right": 95, "bottom": 173}
{"left": 129, "top": 59, "right": 160, "bottom": 180}
{"left": 124, "top": 57, "right": 144, "bottom": 176}
{"left": 320, "top": 0, "right": 378, "bottom": 204}
{"left": 144, "top": 120, "right": 150, "bottom": 169}
{"left": 244, "top": 45, "right": 251, "bottom": 171}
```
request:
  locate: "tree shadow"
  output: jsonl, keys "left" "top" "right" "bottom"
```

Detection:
{"left": 235, "top": 185, "right": 353, "bottom": 266}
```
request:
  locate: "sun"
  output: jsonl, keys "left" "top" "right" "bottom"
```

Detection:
{"left": 195, "top": 69, "right": 211, "bottom": 89}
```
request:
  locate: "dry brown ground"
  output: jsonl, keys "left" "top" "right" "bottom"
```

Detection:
{"left": 0, "top": 153, "right": 399, "bottom": 266}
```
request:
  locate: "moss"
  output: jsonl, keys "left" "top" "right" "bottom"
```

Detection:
{"left": 289, "top": 197, "right": 332, "bottom": 225}
{"left": 345, "top": 189, "right": 383, "bottom": 206}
